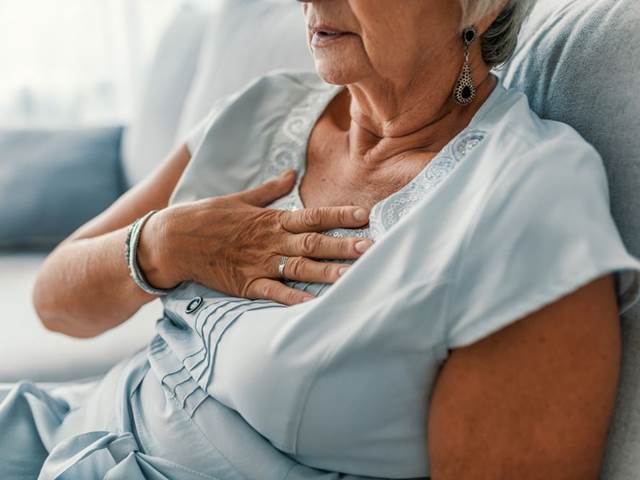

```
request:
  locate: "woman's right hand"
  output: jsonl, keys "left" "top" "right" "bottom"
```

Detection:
{"left": 138, "top": 169, "right": 373, "bottom": 305}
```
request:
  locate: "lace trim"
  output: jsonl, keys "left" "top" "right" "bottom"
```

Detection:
{"left": 371, "top": 129, "right": 487, "bottom": 237}
{"left": 260, "top": 89, "right": 333, "bottom": 185}
{"left": 263, "top": 86, "right": 487, "bottom": 240}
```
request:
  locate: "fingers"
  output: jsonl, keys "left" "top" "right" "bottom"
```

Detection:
{"left": 279, "top": 256, "right": 351, "bottom": 284}
{"left": 283, "top": 232, "right": 372, "bottom": 259}
{"left": 247, "top": 278, "right": 314, "bottom": 306}
{"left": 236, "top": 169, "right": 297, "bottom": 207}
{"left": 281, "top": 206, "right": 370, "bottom": 233}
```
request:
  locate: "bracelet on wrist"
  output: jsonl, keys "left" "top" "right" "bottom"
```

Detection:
{"left": 125, "top": 210, "right": 176, "bottom": 297}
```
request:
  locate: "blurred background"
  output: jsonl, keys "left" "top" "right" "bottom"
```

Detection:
{"left": 0, "top": 0, "right": 190, "bottom": 128}
{"left": 0, "top": 0, "right": 210, "bottom": 384}
{"left": 0, "top": 0, "right": 312, "bottom": 384}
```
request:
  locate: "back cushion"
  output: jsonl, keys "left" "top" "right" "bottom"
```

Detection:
{"left": 500, "top": 0, "right": 640, "bottom": 264}
{"left": 500, "top": 1, "right": 640, "bottom": 477}
{"left": 121, "top": 4, "right": 209, "bottom": 187}
{"left": 174, "top": 0, "right": 314, "bottom": 145}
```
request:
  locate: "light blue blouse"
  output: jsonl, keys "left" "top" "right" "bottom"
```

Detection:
{"left": 3, "top": 71, "right": 640, "bottom": 480}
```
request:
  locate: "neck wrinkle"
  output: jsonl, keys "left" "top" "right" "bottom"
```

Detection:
{"left": 342, "top": 54, "right": 494, "bottom": 166}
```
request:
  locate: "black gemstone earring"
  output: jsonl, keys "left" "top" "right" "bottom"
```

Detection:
{"left": 453, "top": 26, "right": 477, "bottom": 106}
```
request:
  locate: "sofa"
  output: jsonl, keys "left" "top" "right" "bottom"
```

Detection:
{"left": 1, "top": 0, "right": 639, "bottom": 477}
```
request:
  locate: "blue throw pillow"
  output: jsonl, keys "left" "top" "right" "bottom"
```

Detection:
{"left": 0, "top": 127, "right": 125, "bottom": 250}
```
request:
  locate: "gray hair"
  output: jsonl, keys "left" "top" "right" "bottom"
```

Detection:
{"left": 460, "top": 0, "right": 536, "bottom": 68}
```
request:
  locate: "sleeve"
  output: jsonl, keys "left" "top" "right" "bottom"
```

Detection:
{"left": 445, "top": 139, "right": 640, "bottom": 349}
{"left": 182, "top": 93, "right": 240, "bottom": 156}
{"left": 184, "top": 114, "right": 211, "bottom": 156}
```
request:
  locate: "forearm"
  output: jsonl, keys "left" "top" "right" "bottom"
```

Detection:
{"left": 29, "top": 144, "right": 195, "bottom": 338}
{"left": 32, "top": 226, "right": 156, "bottom": 338}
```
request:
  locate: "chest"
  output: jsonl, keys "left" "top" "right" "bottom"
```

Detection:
{"left": 299, "top": 121, "right": 437, "bottom": 211}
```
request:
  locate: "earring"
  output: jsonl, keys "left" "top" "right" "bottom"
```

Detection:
{"left": 453, "top": 26, "right": 477, "bottom": 106}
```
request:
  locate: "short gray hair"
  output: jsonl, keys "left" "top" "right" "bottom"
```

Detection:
{"left": 460, "top": 0, "right": 536, "bottom": 67}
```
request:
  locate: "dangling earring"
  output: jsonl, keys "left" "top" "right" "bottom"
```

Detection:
{"left": 453, "top": 26, "right": 477, "bottom": 105}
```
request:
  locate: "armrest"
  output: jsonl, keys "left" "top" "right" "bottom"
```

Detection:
{"left": 0, "top": 126, "right": 126, "bottom": 251}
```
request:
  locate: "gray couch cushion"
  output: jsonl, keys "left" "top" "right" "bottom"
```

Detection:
{"left": 500, "top": 0, "right": 640, "bottom": 477}
{"left": 0, "top": 127, "right": 124, "bottom": 250}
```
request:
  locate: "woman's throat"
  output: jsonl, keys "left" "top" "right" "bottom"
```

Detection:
{"left": 344, "top": 74, "right": 498, "bottom": 162}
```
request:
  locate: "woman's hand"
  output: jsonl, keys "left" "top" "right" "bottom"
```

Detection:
{"left": 138, "top": 170, "right": 373, "bottom": 305}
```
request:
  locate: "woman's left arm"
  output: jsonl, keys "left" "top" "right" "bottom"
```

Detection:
{"left": 428, "top": 273, "right": 621, "bottom": 479}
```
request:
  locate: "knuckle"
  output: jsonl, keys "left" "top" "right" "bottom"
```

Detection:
{"left": 301, "top": 209, "right": 322, "bottom": 228}
{"left": 261, "top": 282, "right": 274, "bottom": 299}
{"left": 337, "top": 208, "right": 348, "bottom": 225}
{"left": 269, "top": 178, "right": 285, "bottom": 192}
{"left": 322, "top": 263, "right": 334, "bottom": 280}
{"left": 342, "top": 238, "right": 354, "bottom": 253}
{"left": 275, "top": 210, "right": 290, "bottom": 229}
{"left": 260, "top": 210, "right": 283, "bottom": 232}
{"left": 243, "top": 278, "right": 260, "bottom": 299}
{"left": 270, "top": 210, "right": 284, "bottom": 226}
{"left": 264, "top": 177, "right": 280, "bottom": 189}
{"left": 281, "top": 233, "right": 296, "bottom": 253}
{"left": 286, "top": 290, "right": 300, "bottom": 305}
{"left": 287, "top": 257, "right": 304, "bottom": 278}
{"left": 300, "top": 233, "right": 319, "bottom": 256}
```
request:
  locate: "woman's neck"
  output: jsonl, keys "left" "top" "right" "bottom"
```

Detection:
{"left": 338, "top": 61, "right": 496, "bottom": 168}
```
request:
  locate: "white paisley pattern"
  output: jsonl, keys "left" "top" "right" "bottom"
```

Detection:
{"left": 263, "top": 85, "right": 487, "bottom": 244}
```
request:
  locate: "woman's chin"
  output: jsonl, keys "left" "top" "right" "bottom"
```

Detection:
{"left": 313, "top": 61, "right": 362, "bottom": 86}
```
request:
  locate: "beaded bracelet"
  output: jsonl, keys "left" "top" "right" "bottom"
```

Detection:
{"left": 125, "top": 210, "right": 175, "bottom": 296}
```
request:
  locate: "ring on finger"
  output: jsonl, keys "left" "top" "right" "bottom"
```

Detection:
{"left": 277, "top": 255, "right": 290, "bottom": 281}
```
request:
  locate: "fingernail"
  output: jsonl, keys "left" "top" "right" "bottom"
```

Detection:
{"left": 353, "top": 208, "right": 368, "bottom": 221}
{"left": 302, "top": 295, "right": 315, "bottom": 303}
{"left": 281, "top": 169, "right": 295, "bottom": 179}
{"left": 338, "top": 266, "right": 349, "bottom": 276}
{"left": 355, "top": 240, "right": 372, "bottom": 253}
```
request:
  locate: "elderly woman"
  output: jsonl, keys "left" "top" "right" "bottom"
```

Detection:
{"left": 3, "top": 0, "right": 640, "bottom": 478}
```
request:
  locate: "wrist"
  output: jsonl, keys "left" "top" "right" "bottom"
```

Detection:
{"left": 137, "top": 209, "right": 182, "bottom": 290}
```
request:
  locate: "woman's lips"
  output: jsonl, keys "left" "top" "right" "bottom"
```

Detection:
{"left": 310, "top": 28, "right": 354, "bottom": 48}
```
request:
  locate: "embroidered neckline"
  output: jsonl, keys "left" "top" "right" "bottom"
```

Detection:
{"left": 263, "top": 78, "right": 502, "bottom": 239}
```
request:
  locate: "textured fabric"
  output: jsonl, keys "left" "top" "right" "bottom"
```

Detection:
{"left": 174, "top": 0, "right": 314, "bottom": 148}
{"left": 497, "top": 0, "right": 640, "bottom": 477}
{"left": 0, "top": 354, "right": 234, "bottom": 480}
{"left": 0, "top": 127, "right": 124, "bottom": 250}
{"left": 121, "top": 4, "right": 209, "bottom": 187}
{"left": 0, "top": 354, "right": 382, "bottom": 479}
